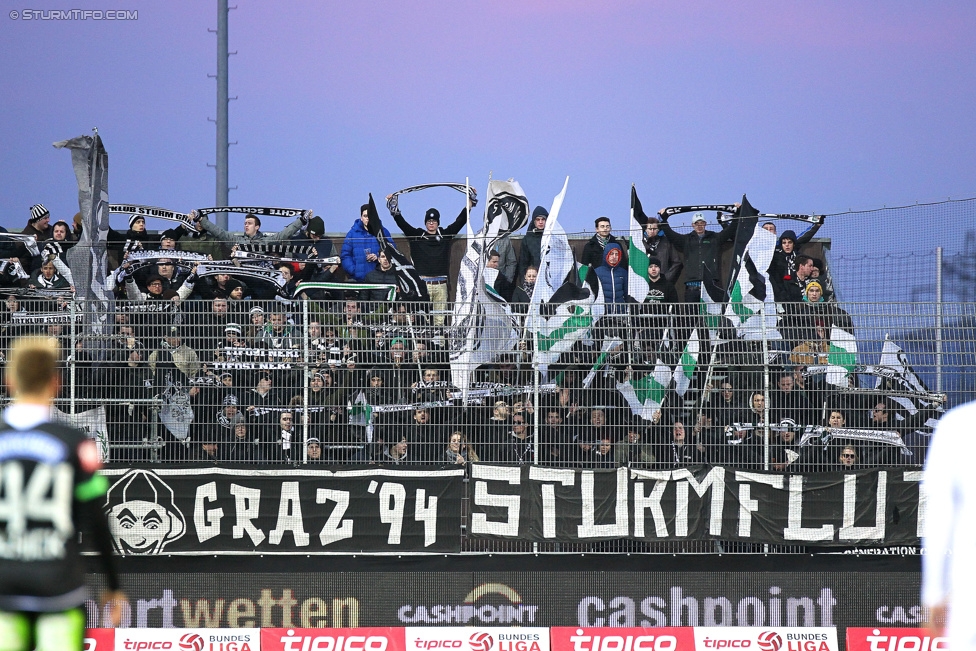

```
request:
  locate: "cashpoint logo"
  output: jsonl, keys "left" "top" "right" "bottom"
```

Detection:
{"left": 398, "top": 582, "right": 539, "bottom": 624}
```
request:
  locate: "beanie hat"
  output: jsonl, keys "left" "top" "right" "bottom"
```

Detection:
{"left": 129, "top": 214, "right": 145, "bottom": 229}
{"left": 532, "top": 206, "right": 549, "bottom": 220}
{"left": 780, "top": 230, "right": 797, "bottom": 243}
{"left": 225, "top": 323, "right": 242, "bottom": 335}
{"left": 29, "top": 204, "right": 50, "bottom": 223}
{"left": 424, "top": 208, "right": 441, "bottom": 223}
{"left": 306, "top": 216, "right": 325, "bottom": 236}
{"left": 648, "top": 257, "right": 663, "bottom": 268}
{"left": 805, "top": 280, "right": 823, "bottom": 295}
{"left": 223, "top": 394, "right": 238, "bottom": 406}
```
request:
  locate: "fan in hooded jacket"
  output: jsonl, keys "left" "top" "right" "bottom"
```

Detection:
{"left": 341, "top": 204, "right": 395, "bottom": 282}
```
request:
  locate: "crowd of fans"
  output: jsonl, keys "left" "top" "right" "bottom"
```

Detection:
{"left": 0, "top": 201, "right": 942, "bottom": 470}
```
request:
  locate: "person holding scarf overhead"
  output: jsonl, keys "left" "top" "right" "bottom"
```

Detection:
{"left": 387, "top": 193, "right": 472, "bottom": 326}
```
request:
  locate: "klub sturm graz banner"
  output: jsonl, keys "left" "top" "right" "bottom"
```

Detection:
{"left": 467, "top": 465, "right": 924, "bottom": 547}
{"left": 99, "top": 466, "right": 465, "bottom": 554}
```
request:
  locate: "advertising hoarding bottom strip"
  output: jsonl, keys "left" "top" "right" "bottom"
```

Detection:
{"left": 83, "top": 627, "right": 864, "bottom": 651}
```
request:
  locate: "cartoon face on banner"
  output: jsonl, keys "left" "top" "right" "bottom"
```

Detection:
{"left": 103, "top": 469, "right": 186, "bottom": 554}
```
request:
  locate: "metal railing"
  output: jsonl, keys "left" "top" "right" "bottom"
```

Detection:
{"left": 1, "top": 296, "right": 965, "bottom": 474}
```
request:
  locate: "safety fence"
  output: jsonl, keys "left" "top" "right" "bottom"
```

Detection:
{"left": 4, "top": 298, "right": 968, "bottom": 472}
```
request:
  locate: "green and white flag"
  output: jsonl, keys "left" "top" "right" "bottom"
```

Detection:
{"left": 673, "top": 328, "right": 700, "bottom": 396}
{"left": 618, "top": 359, "right": 672, "bottom": 420}
{"left": 348, "top": 390, "right": 373, "bottom": 426}
{"left": 627, "top": 185, "right": 652, "bottom": 302}
{"left": 582, "top": 337, "right": 623, "bottom": 389}
{"left": 526, "top": 178, "right": 605, "bottom": 371}
{"left": 699, "top": 281, "right": 729, "bottom": 346}
{"left": 825, "top": 325, "right": 858, "bottom": 386}
{"left": 725, "top": 226, "right": 782, "bottom": 340}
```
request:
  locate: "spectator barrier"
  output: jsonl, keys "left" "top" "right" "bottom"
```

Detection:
{"left": 3, "top": 296, "right": 960, "bottom": 474}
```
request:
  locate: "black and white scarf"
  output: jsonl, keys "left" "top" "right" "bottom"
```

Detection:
{"left": 386, "top": 182, "right": 478, "bottom": 216}
{"left": 109, "top": 204, "right": 200, "bottom": 233}
{"left": 195, "top": 263, "right": 286, "bottom": 289}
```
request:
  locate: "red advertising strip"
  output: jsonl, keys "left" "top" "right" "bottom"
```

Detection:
{"left": 84, "top": 629, "right": 114, "bottom": 651}
{"left": 262, "top": 627, "right": 407, "bottom": 651}
{"left": 846, "top": 628, "right": 949, "bottom": 651}
{"left": 551, "top": 627, "right": 696, "bottom": 651}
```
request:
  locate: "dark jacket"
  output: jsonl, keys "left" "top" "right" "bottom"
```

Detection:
{"left": 363, "top": 266, "right": 399, "bottom": 305}
{"left": 642, "top": 276, "right": 680, "bottom": 308}
{"left": 291, "top": 234, "right": 339, "bottom": 279}
{"left": 659, "top": 220, "right": 736, "bottom": 284}
{"left": 664, "top": 442, "right": 706, "bottom": 468}
{"left": 768, "top": 249, "right": 800, "bottom": 302}
{"left": 582, "top": 234, "right": 625, "bottom": 269}
{"left": 643, "top": 234, "right": 683, "bottom": 284}
{"left": 392, "top": 207, "right": 466, "bottom": 278}
{"left": 517, "top": 227, "right": 544, "bottom": 281}
{"left": 22, "top": 221, "right": 53, "bottom": 242}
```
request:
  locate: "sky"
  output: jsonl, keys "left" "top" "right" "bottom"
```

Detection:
{"left": 2, "top": 1, "right": 975, "bottom": 252}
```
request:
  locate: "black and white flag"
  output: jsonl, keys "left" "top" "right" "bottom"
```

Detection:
{"left": 364, "top": 194, "right": 429, "bottom": 302}
{"left": 450, "top": 179, "right": 529, "bottom": 394}
{"left": 54, "top": 132, "right": 114, "bottom": 337}
{"left": 876, "top": 335, "right": 945, "bottom": 433}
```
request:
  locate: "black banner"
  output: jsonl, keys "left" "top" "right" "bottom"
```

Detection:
{"left": 468, "top": 466, "right": 923, "bottom": 546}
{"left": 99, "top": 466, "right": 464, "bottom": 554}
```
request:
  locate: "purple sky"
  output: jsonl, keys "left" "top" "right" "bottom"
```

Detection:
{"left": 2, "top": 1, "right": 974, "bottom": 249}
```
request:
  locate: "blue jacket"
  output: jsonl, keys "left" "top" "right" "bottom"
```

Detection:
{"left": 341, "top": 219, "right": 394, "bottom": 282}
{"left": 594, "top": 243, "right": 627, "bottom": 311}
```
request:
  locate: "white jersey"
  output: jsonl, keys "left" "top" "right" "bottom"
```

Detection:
{"left": 922, "top": 400, "right": 976, "bottom": 650}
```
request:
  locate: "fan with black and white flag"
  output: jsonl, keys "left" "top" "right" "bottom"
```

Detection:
{"left": 364, "top": 194, "right": 429, "bottom": 302}
{"left": 450, "top": 179, "right": 530, "bottom": 396}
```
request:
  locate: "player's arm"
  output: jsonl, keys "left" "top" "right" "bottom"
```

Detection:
{"left": 75, "top": 439, "right": 127, "bottom": 625}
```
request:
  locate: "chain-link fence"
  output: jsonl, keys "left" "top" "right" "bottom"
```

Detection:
{"left": 4, "top": 296, "right": 964, "bottom": 473}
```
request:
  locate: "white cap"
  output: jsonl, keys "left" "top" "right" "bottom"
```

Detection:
{"left": 692, "top": 213, "right": 706, "bottom": 224}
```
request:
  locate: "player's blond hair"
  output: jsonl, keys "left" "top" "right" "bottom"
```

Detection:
{"left": 8, "top": 336, "right": 59, "bottom": 396}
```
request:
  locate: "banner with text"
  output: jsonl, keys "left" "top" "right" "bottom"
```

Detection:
{"left": 99, "top": 467, "right": 464, "bottom": 554}
{"left": 83, "top": 567, "right": 922, "bottom": 630}
{"left": 468, "top": 466, "right": 923, "bottom": 547}
{"left": 846, "top": 629, "right": 948, "bottom": 651}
